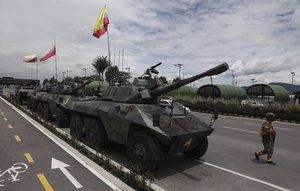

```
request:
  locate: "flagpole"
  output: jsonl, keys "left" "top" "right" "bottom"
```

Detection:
{"left": 36, "top": 59, "right": 39, "bottom": 80}
{"left": 54, "top": 40, "right": 58, "bottom": 81}
{"left": 107, "top": 29, "right": 111, "bottom": 63}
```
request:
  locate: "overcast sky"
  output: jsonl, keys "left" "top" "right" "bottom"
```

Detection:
{"left": 1, "top": 0, "right": 300, "bottom": 87}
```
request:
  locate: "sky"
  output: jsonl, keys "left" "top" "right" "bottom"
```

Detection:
{"left": 0, "top": 0, "right": 300, "bottom": 87}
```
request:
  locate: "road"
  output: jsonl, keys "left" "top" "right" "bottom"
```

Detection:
{"left": 153, "top": 112, "right": 300, "bottom": 191}
{"left": 1, "top": 94, "right": 299, "bottom": 191}
{"left": 0, "top": 97, "right": 131, "bottom": 191}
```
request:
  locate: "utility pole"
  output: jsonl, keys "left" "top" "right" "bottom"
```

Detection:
{"left": 291, "top": 72, "right": 295, "bottom": 85}
{"left": 174, "top": 64, "right": 183, "bottom": 79}
{"left": 81, "top": 68, "right": 89, "bottom": 77}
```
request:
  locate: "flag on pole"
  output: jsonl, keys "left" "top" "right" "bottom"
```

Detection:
{"left": 23, "top": 54, "right": 38, "bottom": 62}
{"left": 93, "top": 6, "right": 109, "bottom": 38}
{"left": 40, "top": 46, "right": 56, "bottom": 61}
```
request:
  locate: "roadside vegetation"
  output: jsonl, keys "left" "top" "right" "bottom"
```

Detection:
{"left": 175, "top": 95, "right": 300, "bottom": 122}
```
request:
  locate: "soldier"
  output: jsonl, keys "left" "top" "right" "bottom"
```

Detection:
{"left": 255, "top": 112, "right": 277, "bottom": 165}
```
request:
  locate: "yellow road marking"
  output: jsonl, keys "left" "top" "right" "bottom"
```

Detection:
{"left": 15, "top": 135, "right": 21, "bottom": 142}
{"left": 37, "top": 174, "right": 54, "bottom": 191}
{"left": 24, "top": 153, "right": 35, "bottom": 163}
{"left": 8, "top": 124, "right": 13, "bottom": 129}
{"left": 3, "top": 117, "right": 8, "bottom": 121}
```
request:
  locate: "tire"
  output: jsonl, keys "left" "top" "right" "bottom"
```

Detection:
{"left": 32, "top": 99, "right": 37, "bottom": 112}
{"left": 127, "top": 132, "right": 163, "bottom": 172}
{"left": 183, "top": 136, "right": 208, "bottom": 159}
{"left": 43, "top": 103, "right": 52, "bottom": 121}
{"left": 86, "top": 121, "right": 108, "bottom": 151}
{"left": 37, "top": 103, "right": 44, "bottom": 118}
{"left": 27, "top": 97, "right": 32, "bottom": 110}
{"left": 70, "top": 115, "right": 83, "bottom": 140}
{"left": 56, "top": 107, "right": 66, "bottom": 128}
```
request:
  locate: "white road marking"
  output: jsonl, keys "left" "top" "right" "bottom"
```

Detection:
{"left": 200, "top": 161, "right": 291, "bottom": 191}
{"left": 0, "top": 97, "right": 122, "bottom": 191}
{"left": 243, "top": 122, "right": 292, "bottom": 131}
{"left": 223, "top": 126, "right": 258, "bottom": 134}
{"left": 51, "top": 158, "right": 83, "bottom": 189}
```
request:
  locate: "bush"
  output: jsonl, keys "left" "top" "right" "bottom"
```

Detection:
{"left": 175, "top": 96, "right": 300, "bottom": 122}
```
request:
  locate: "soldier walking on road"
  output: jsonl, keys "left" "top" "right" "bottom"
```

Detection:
{"left": 255, "top": 112, "right": 277, "bottom": 165}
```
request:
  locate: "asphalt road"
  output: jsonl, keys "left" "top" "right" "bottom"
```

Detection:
{"left": 153, "top": 112, "right": 300, "bottom": 191}
{"left": 58, "top": 111, "right": 300, "bottom": 191}
{"left": 2, "top": 95, "right": 299, "bottom": 191}
{"left": 0, "top": 97, "right": 129, "bottom": 191}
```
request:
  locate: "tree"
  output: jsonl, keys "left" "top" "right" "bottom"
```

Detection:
{"left": 118, "top": 71, "right": 131, "bottom": 85}
{"left": 91, "top": 56, "right": 111, "bottom": 80}
{"left": 105, "top": 66, "right": 119, "bottom": 85}
{"left": 173, "top": 77, "right": 180, "bottom": 83}
{"left": 158, "top": 76, "right": 168, "bottom": 84}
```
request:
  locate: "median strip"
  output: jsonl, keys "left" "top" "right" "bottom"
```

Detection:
{"left": 37, "top": 174, "right": 54, "bottom": 191}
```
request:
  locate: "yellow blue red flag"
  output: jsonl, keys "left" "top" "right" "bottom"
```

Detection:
{"left": 40, "top": 46, "right": 56, "bottom": 61}
{"left": 23, "top": 54, "right": 38, "bottom": 62}
{"left": 93, "top": 6, "right": 109, "bottom": 38}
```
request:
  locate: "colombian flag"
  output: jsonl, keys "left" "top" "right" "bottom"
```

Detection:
{"left": 23, "top": 54, "right": 38, "bottom": 62}
{"left": 93, "top": 6, "right": 109, "bottom": 38}
{"left": 40, "top": 46, "right": 56, "bottom": 61}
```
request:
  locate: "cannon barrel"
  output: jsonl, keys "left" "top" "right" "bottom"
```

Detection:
{"left": 149, "top": 62, "right": 229, "bottom": 98}
{"left": 71, "top": 79, "right": 94, "bottom": 94}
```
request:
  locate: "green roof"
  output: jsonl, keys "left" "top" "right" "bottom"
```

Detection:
{"left": 246, "top": 84, "right": 289, "bottom": 103}
{"left": 268, "top": 84, "right": 289, "bottom": 102}
{"left": 167, "top": 86, "right": 198, "bottom": 97}
{"left": 197, "top": 84, "right": 247, "bottom": 100}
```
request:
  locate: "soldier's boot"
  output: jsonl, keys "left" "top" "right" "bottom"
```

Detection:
{"left": 267, "top": 154, "right": 276, "bottom": 165}
{"left": 254, "top": 151, "right": 262, "bottom": 160}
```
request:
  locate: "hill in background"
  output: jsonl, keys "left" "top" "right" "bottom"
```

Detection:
{"left": 269, "top": 82, "right": 300, "bottom": 94}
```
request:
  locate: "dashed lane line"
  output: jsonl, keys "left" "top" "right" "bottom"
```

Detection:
{"left": 8, "top": 124, "right": 13, "bottom": 129}
{"left": 15, "top": 135, "right": 21, "bottom": 142}
{"left": 200, "top": 160, "right": 291, "bottom": 191}
{"left": 3, "top": 117, "right": 8, "bottom": 121}
{"left": 243, "top": 122, "right": 292, "bottom": 131}
{"left": 24, "top": 153, "right": 35, "bottom": 163}
{"left": 37, "top": 174, "right": 54, "bottom": 191}
{"left": 223, "top": 126, "right": 258, "bottom": 134}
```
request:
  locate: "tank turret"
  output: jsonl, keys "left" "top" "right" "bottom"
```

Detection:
{"left": 101, "top": 62, "right": 229, "bottom": 103}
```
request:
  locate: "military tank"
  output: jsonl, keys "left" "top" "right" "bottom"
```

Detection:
{"left": 68, "top": 62, "right": 229, "bottom": 172}
{"left": 28, "top": 79, "right": 95, "bottom": 127}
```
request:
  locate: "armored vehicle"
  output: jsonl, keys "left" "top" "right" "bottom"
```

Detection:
{"left": 28, "top": 79, "right": 95, "bottom": 127}
{"left": 68, "top": 62, "right": 229, "bottom": 171}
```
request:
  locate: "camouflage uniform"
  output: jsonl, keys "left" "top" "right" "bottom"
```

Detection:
{"left": 255, "top": 113, "right": 276, "bottom": 165}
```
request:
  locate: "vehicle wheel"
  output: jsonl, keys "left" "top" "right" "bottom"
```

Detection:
{"left": 31, "top": 100, "right": 37, "bottom": 112}
{"left": 70, "top": 115, "right": 83, "bottom": 140}
{"left": 86, "top": 122, "right": 107, "bottom": 151}
{"left": 43, "top": 103, "right": 52, "bottom": 121}
{"left": 183, "top": 136, "right": 208, "bottom": 159}
{"left": 27, "top": 97, "right": 32, "bottom": 110}
{"left": 127, "top": 132, "right": 163, "bottom": 172}
{"left": 16, "top": 94, "right": 21, "bottom": 105}
{"left": 56, "top": 107, "right": 66, "bottom": 128}
{"left": 37, "top": 103, "right": 44, "bottom": 118}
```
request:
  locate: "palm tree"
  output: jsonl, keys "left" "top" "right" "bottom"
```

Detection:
{"left": 91, "top": 56, "right": 111, "bottom": 81}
